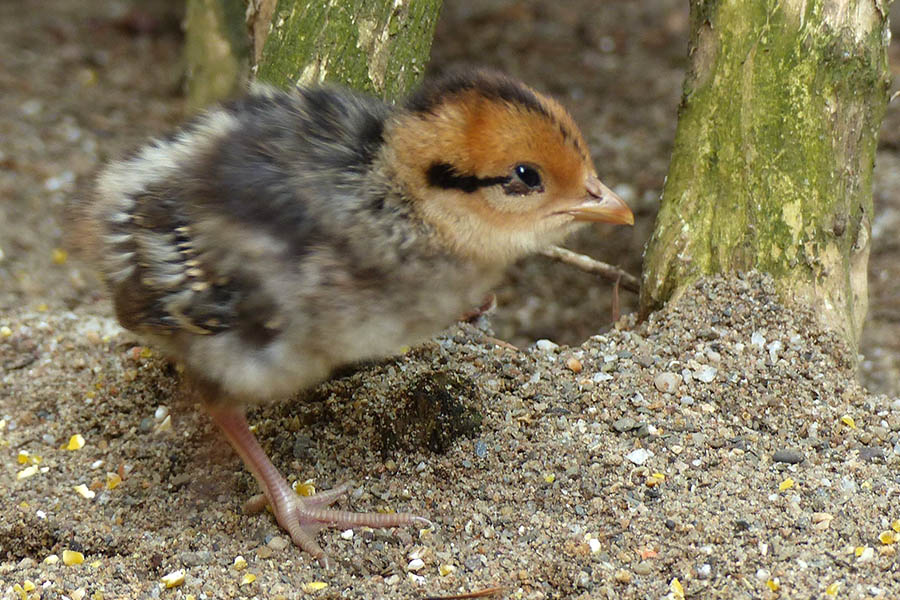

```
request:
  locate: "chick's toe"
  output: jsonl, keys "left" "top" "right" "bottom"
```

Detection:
{"left": 210, "top": 407, "right": 429, "bottom": 565}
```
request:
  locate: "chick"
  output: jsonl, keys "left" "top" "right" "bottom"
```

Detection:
{"left": 76, "top": 69, "right": 633, "bottom": 564}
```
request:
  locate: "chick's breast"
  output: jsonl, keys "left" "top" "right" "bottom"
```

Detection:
{"left": 90, "top": 88, "right": 497, "bottom": 402}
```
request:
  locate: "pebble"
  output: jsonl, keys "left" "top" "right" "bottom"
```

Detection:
{"left": 474, "top": 440, "right": 488, "bottom": 458}
{"left": 653, "top": 372, "right": 681, "bottom": 393}
{"left": 293, "top": 434, "right": 314, "bottom": 459}
{"left": 697, "top": 563, "right": 711, "bottom": 579}
{"left": 839, "top": 477, "right": 858, "bottom": 493}
{"left": 694, "top": 365, "right": 717, "bottom": 383}
{"left": 751, "top": 331, "right": 766, "bottom": 348}
{"left": 859, "top": 446, "right": 884, "bottom": 462}
{"left": 772, "top": 449, "right": 804, "bottom": 464}
{"left": 633, "top": 561, "right": 652, "bottom": 575}
{"left": 767, "top": 340, "right": 782, "bottom": 362}
{"left": 407, "top": 558, "right": 425, "bottom": 571}
{"left": 535, "top": 339, "right": 559, "bottom": 352}
{"left": 612, "top": 417, "right": 637, "bottom": 433}
{"left": 613, "top": 569, "right": 632, "bottom": 584}
{"left": 267, "top": 536, "right": 289, "bottom": 552}
{"left": 625, "top": 448, "right": 653, "bottom": 465}
{"left": 179, "top": 551, "right": 213, "bottom": 566}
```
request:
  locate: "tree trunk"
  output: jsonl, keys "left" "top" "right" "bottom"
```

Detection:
{"left": 184, "top": 0, "right": 252, "bottom": 112}
{"left": 257, "top": 0, "right": 441, "bottom": 99}
{"left": 184, "top": 0, "right": 442, "bottom": 106}
{"left": 640, "top": 0, "right": 891, "bottom": 354}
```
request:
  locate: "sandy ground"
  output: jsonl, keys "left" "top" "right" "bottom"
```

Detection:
{"left": 2, "top": 1, "right": 900, "bottom": 599}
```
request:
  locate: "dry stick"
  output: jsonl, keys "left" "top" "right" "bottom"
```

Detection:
{"left": 541, "top": 245, "right": 640, "bottom": 293}
{"left": 611, "top": 276, "right": 621, "bottom": 322}
{"left": 422, "top": 586, "right": 506, "bottom": 600}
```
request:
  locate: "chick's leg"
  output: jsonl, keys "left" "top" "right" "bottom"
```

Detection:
{"left": 208, "top": 406, "right": 429, "bottom": 565}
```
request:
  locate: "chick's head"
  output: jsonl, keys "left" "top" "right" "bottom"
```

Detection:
{"left": 386, "top": 70, "right": 633, "bottom": 266}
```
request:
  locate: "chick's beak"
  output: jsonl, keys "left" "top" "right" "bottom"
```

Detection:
{"left": 564, "top": 175, "right": 634, "bottom": 225}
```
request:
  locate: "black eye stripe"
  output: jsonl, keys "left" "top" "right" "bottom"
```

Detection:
{"left": 426, "top": 162, "right": 510, "bottom": 193}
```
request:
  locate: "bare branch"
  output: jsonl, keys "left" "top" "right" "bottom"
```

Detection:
{"left": 541, "top": 245, "right": 640, "bottom": 293}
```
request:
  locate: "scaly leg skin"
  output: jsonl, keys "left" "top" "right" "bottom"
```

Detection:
{"left": 208, "top": 406, "right": 431, "bottom": 566}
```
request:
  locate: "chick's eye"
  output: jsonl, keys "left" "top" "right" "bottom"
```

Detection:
{"left": 515, "top": 165, "right": 541, "bottom": 188}
{"left": 503, "top": 164, "right": 544, "bottom": 196}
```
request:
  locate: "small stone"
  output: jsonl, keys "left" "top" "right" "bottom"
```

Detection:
{"left": 292, "top": 434, "right": 314, "bottom": 459}
{"left": 267, "top": 536, "right": 289, "bottom": 552}
{"left": 535, "top": 339, "right": 559, "bottom": 352}
{"left": 474, "top": 440, "right": 488, "bottom": 458}
{"left": 653, "top": 372, "right": 681, "bottom": 393}
{"left": 625, "top": 448, "right": 653, "bottom": 465}
{"left": 751, "top": 331, "right": 766, "bottom": 348}
{"left": 612, "top": 417, "right": 637, "bottom": 433}
{"left": 860, "top": 446, "right": 884, "bottom": 462}
{"left": 767, "top": 340, "right": 782, "bottom": 362}
{"left": 698, "top": 328, "right": 719, "bottom": 340}
{"left": 697, "top": 563, "right": 711, "bottom": 579}
{"left": 839, "top": 477, "right": 858, "bottom": 493}
{"left": 693, "top": 365, "right": 717, "bottom": 383}
{"left": 613, "top": 569, "right": 632, "bottom": 584}
{"left": 633, "top": 561, "right": 652, "bottom": 576}
{"left": 772, "top": 449, "right": 804, "bottom": 464}
{"left": 407, "top": 558, "right": 425, "bottom": 572}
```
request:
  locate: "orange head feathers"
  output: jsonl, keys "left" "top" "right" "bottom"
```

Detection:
{"left": 385, "top": 70, "right": 633, "bottom": 265}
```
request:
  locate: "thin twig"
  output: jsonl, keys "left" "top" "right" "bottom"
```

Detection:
{"left": 611, "top": 275, "right": 621, "bottom": 321}
{"left": 541, "top": 245, "right": 640, "bottom": 293}
{"left": 422, "top": 586, "right": 506, "bottom": 600}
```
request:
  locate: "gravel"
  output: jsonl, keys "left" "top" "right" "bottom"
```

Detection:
{"left": 3, "top": 1, "right": 900, "bottom": 599}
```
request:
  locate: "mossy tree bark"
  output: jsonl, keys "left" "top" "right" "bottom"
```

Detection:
{"left": 640, "top": 0, "right": 891, "bottom": 354}
{"left": 184, "top": 0, "right": 442, "bottom": 108}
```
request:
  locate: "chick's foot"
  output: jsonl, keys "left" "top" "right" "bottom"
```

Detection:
{"left": 209, "top": 407, "right": 430, "bottom": 565}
